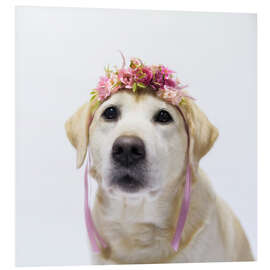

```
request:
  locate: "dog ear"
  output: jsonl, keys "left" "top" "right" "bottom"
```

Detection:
{"left": 65, "top": 102, "right": 94, "bottom": 168}
{"left": 181, "top": 98, "right": 219, "bottom": 166}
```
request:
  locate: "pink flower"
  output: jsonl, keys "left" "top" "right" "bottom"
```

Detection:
{"left": 117, "top": 68, "right": 134, "bottom": 88}
{"left": 96, "top": 76, "right": 111, "bottom": 101}
{"left": 132, "top": 66, "right": 153, "bottom": 86}
{"left": 151, "top": 70, "right": 165, "bottom": 90}
{"left": 164, "top": 78, "right": 176, "bottom": 88}
{"left": 129, "top": 58, "right": 143, "bottom": 69}
{"left": 159, "top": 65, "right": 175, "bottom": 77}
{"left": 95, "top": 73, "right": 121, "bottom": 100}
{"left": 107, "top": 73, "right": 121, "bottom": 94}
{"left": 157, "top": 88, "right": 184, "bottom": 105}
{"left": 150, "top": 65, "right": 177, "bottom": 90}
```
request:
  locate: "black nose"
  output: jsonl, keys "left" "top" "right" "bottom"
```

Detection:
{"left": 112, "top": 136, "right": 146, "bottom": 167}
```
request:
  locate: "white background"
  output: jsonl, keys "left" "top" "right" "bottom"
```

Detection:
{"left": 14, "top": 6, "right": 257, "bottom": 266}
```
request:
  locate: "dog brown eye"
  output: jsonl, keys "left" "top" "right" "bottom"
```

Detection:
{"left": 154, "top": 110, "right": 173, "bottom": 124}
{"left": 102, "top": 106, "right": 119, "bottom": 121}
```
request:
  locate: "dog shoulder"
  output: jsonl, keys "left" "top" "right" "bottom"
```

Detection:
{"left": 216, "top": 197, "right": 254, "bottom": 261}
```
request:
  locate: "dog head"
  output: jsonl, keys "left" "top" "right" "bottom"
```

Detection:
{"left": 65, "top": 89, "right": 218, "bottom": 198}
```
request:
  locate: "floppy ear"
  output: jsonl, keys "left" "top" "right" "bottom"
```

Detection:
{"left": 181, "top": 98, "right": 219, "bottom": 166}
{"left": 65, "top": 102, "right": 93, "bottom": 168}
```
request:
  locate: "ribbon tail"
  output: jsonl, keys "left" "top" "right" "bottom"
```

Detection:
{"left": 84, "top": 162, "right": 100, "bottom": 252}
{"left": 84, "top": 158, "right": 107, "bottom": 253}
{"left": 171, "top": 164, "right": 191, "bottom": 252}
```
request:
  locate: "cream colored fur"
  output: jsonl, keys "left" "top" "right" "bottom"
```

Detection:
{"left": 65, "top": 90, "right": 253, "bottom": 264}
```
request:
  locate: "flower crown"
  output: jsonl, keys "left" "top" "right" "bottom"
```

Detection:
{"left": 90, "top": 54, "right": 191, "bottom": 107}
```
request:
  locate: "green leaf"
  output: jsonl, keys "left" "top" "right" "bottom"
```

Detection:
{"left": 179, "top": 97, "right": 185, "bottom": 106}
{"left": 104, "top": 65, "right": 112, "bottom": 76}
{"left": 90, "top": 94, "right": 97, "bottom": 102}
{"left": 137, "top": 82, "right": 146, "bottom": 88}
{"left": 132, "top": 83, "right": 137, "bottom": 92}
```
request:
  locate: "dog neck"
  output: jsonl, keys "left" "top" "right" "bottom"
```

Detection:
{"left": 92, "top": 169, "right": 215, "bottom": 264}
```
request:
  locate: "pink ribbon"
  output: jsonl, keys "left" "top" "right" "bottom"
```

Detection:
{"left": 171, "top": 106, "right": 192, "bottom": 251}
{"left": 171, "top": 164, "right": 191, "bottom": 251}
{"left": 84, "top": 153, "right": 107, "bottom": 253}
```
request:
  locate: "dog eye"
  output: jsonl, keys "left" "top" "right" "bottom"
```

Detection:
{"left": 102, "top": 106, "right": 119, "bottom": 121}
{"left": 154, "top": 109, "right": 173, "bottom": 124}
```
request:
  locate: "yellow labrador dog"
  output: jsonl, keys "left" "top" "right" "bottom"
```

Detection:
{"left": 65, "top": 89, "right": 253, "bottom": 264}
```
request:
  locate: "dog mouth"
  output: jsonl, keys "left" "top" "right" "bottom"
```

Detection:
{"left": 111, "top": 173, "right": 145, "bottom": 193}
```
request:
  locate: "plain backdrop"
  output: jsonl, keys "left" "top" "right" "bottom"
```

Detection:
{"left": 15, "top": 7, "right": 257, "bottom": 266}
